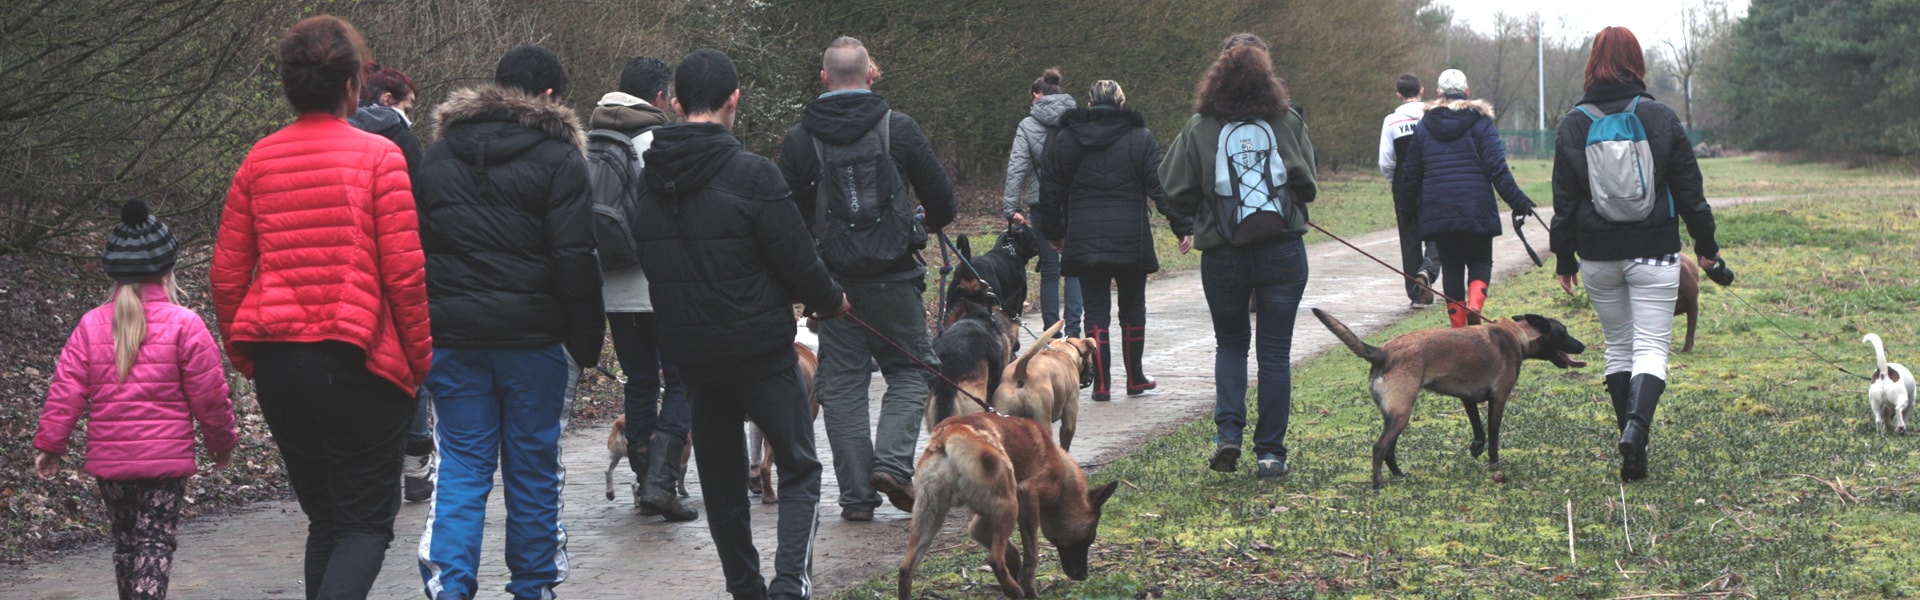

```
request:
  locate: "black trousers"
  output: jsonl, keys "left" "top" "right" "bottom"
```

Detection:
{"left": 253, "top": 341, "right": 415, "bottom": 600}
{"left": 1431, "top": 234, "right": 1494, "bottom": 301}
{"left": 1077, "top": 269, "right": 1149, "bottom": 332}
{"left": 684, "top": 362, "right": 823, "bottom": 600}
{"left": 1393, "top": 193, "right": 1441, "bottom": 301}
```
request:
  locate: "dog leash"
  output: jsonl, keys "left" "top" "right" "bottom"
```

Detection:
{"left": 1305, "top": 220, "right": 1490, "bottom": 323}
{"left": 1711, "top": 283, "right": 1873, "bottom": 382}
{"left": 1511, "top": 213, "right": 1544, "bottom": 268}
{"left": 842, "top": 311, "right": 999, "bottom": 414}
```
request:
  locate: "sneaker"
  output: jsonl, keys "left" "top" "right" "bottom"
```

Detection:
{"left": 1208, "top": 439, "right": 1241, "bottom": 473}
{"left": 870, "top": 471, "right": 917, "bottom": 512}
{"left": 841, "top": 508, "right": 874, "bottom": 522}
{"left": 402, "top": 452, "right": 435, "bottom": 503}
{"left": 1256, "top": 454, "right": 1290, "bottom": 480}
{"left": 1413, "top": 273, "right": 1435, "bottom": 306}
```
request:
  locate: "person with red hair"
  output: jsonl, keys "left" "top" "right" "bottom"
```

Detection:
{"left": 1550, "top": 26, "right": 1726, "bottom": 483}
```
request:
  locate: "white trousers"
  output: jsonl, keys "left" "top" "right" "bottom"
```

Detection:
{"left": 1581, "top": 259, "right": 1680, "bottom": 379}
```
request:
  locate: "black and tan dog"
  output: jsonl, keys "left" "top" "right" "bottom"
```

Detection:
{"left": 898, "top": 412, "right": 1118, "bottom": 599}
{"left": 1313, "top": 308, "right": 1588, "bottom": 489}
{"left": 994, "top": 320, "right": 1095, "bottom": 450}
{"left": 926, "top": 298, "right": 1014, "bottom": 432}
{"left": 946, "top": 225, "right": 1040, "bottom": 348}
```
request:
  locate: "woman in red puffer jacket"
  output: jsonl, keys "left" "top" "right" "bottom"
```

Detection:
{"left": 209, "top": 15, "right": 431, "bottom": 597}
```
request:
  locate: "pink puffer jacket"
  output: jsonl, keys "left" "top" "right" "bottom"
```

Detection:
{"left": 34, "top": 285, "right": 237, "bottom": 480}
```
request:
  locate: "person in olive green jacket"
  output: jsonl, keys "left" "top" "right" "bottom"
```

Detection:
{"left": 1159, "top": 33, "right": 1317, "bottom": 481}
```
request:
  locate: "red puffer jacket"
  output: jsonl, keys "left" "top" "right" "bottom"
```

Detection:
{"left": 212, "top": 113, "right": 433, "bottom": 394}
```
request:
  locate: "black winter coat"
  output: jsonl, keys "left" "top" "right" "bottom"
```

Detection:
{"left": 777, "top": 91, "right": 956, "bottom": 282}
{"left": 1037, "top": 106, "right": 1192, "bottom": 276}
{"left": 1549, "top": 83, "right": 1719, "bottom": 274}
{"left": 349, "top": 105, "right": 423, "bottom": 179}
{"left": 1396, "top": 95, "right": 1534, "bottom": 239}
{"left": 416, "top": 85, "right": 605, "bottom": 367}
{"left": 636, "top": 123, "right": 844, "bottom": 380}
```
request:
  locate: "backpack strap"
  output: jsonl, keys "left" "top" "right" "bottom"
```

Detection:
{"left": 810, "top": 135, "right": 829, "bottom": 227}
{"left": 1574, "top": 103, "right": 1603, "bottom": 121}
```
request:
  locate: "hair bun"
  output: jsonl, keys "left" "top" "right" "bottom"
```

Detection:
{"left": 120, "top": 200, "right": 150, "bottom": 226}
{"left": 1042, "top": 68, "right": 1062, "bottom": 85}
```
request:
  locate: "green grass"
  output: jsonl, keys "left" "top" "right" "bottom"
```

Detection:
{"left": 846, "top": 178, "right": 1920, "bottom": 598}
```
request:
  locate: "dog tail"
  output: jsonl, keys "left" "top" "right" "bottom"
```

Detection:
{"left": 1866, "top": 333, "right": 1889, "bottom": 376}
{"left": 1011, "top": 320, "right": 1066, "bottom": 385}
{"left": 1312, "top": 308, "right": 1387, "bottom": 367}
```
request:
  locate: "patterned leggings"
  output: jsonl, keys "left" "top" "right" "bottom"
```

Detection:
{"left": 98, "top": 478, "right": 186, "bottom": 600}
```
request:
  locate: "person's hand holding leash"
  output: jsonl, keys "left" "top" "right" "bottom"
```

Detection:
{"left": 1699, "top": 254, "right": 1735, "bottom": 286}
{"left": 1009, "top": 212, "right": 1028, "bottom": 226}
{"left": 811, "top": 294, "right": 853, "bottom": 320}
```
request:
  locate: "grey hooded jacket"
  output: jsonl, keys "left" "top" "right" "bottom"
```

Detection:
{"left": 1003, "top": 93, "right": 1076, "bottom": 218}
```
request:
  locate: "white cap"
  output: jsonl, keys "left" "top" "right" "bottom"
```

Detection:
{"left": 1437, "top": 69, "right": 1469, "bottom": 95}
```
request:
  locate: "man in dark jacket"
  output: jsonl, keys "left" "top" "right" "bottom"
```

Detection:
{"left": 776, "top": 37, "right": 955, "bottom": 521}
{"left": 413, "top": 45, "right": 603, "bottom": 600}
{"left": 1396, "top": 69, "right": 1535, "bottom": 328}
{"left": 635, "top": 48, "right": 847, "bottom": 600}
{"left": 591, "top": 55, "right": 697, "bottom": 521}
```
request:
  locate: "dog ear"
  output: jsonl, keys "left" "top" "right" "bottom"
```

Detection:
{"left": 957, "top": 234, "right": 973, "bottom": 258}
{"left": 1518, "top": 314, "right": 1552, "bottom": 334}
{"left": 1089, "top": 481, "right": 1119, "bottom": 508}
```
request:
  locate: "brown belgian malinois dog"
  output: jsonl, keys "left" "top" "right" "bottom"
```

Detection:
{"left": 993, "top": 320, "right": 1095, "bottom": 450}
{"left": 1313, "top": 308, "right": 1588, "bottom": 489}
{"left": 897, "top": 412, "right": 1117, "bottom": 599}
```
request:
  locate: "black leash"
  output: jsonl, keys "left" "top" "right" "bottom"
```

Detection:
{"left": 1712, "top": 283, "right": 1873, "bottom": 382}
{"left": 842, "top": 311, "right": 999, "bottom": 414}
{"left": 1305, "top": 220, "right": 1490, "bottom": 323}
{"left": 1512, "top": 213, "right": 1544, "bottom": 268}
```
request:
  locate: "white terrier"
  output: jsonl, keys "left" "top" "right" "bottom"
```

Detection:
{"left": 1864, "top": 334, "right": 1916, "bottom": 434}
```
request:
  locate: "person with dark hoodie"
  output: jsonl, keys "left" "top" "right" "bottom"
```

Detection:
{"left": 1395, "top": 68, "right": 1537, "bottom": 329}
{"left": 347, "top": 61, "right": 441, "bottom": 505}
{"left": 590, "top": 55, "right": 696, "bottom": 521}
{"left": 1004, "top": 68, "right": 1083, "bottom": 338}
{"left": 412, "top": 44, "right": 603, "bottom": 600}
{"left": 634, "top": 48, "right": 847, "bottom": 600}
{"left": 776, "top": 36, "right": 955, "bottom": 522}
{"left": 1551, "top": 27, "right": 1723, "bottom": 484}
{"left": 1037, "top": 79, "right": 1193, "bottom": 402}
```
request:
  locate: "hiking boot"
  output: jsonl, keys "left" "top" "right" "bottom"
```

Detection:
{"left": 871, "top": 471, "right": 916, "bottom": 512}
{"left": 641, "top": 434, "right": 698, "bottom": 521}
{"left": 1256, "top": 454, "right": 1290, "bottom": 480}
{"left": 628, "top": 440, "right": 654, "bottom": 513}
{"left": 841, "top": 508, "right": 874, "bottom": 522}
{"left": 1412, "top": 272, "right": 1435, "bottom": 306}
{"left": 402, "top": 451, "right": 435, "bottom": 503}
{"left": 1208, "top": 439, "right": 1241, "bottom": 473}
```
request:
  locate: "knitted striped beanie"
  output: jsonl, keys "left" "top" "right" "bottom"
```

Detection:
{"left": 103, "top": 200, "right": 178, "bottom": 283}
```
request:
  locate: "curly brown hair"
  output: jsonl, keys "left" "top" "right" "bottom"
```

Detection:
{"left": 1193, "top": 33, "right": 1289, "bottom": 121}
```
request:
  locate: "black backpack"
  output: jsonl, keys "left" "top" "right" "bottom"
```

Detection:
{"left": 809, "top": 111, "right": 925, "bottom": 277}
{"left": 585, "top": 128, "right": 650, "bottom": 271}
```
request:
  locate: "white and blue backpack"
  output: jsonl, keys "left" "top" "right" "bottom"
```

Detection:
{"left": 1575, "top": 97, "right": 1667, "bottom": 222}
{"left": 1212, "top": 119, "right": 1291, "bottom": 245}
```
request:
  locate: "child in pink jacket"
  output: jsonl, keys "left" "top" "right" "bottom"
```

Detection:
{"left": 33, "top": 201, "right": 236, "bottom": 600}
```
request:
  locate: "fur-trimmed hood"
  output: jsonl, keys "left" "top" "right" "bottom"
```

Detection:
{"left": 1420, "top": 96, "right": 1494, "bottom": 142}
{"left": 432, "top": 84, "right": 585, "bottom": 164}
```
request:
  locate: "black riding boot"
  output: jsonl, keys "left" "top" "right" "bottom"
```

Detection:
{"left": 1604, "top": 372, "right": 1632, "bottom": 432}
{"left": 1618, "top": 374, "right": 1665, "bottom": 482}
{"left": 642, "top": 434, "right": 699, "bottom": 521}
{"left": 627, "top": 438, "right": 654, "bottom": 513}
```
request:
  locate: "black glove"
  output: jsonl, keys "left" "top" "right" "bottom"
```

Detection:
{"left": 1701, "top": 255, "right": 1735, "bottom": 286}
{"left": 1510, "top": 202, "right": 1536, "bottom": 218}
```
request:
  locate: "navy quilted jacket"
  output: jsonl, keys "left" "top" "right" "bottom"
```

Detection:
{"left": 1396, "top": 95, "right": 1533, "bottom": 239}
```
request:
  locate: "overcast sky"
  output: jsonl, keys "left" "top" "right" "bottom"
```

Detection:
{"left": 1439, "top": 0, "right": 1752, "bottom": 47}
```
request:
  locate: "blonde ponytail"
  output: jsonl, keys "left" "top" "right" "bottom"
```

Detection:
{"left": 109, "top": 272, "right": 179, "bottom": 381}
{"left": 111, "top": 283, "right": 146, "bottom": 381}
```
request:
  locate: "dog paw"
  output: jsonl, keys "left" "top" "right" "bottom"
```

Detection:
{"left": 605, "top": 491, "right": 616, "bottom": 501}
{"left": 1469, "top": 443, "right": 1486, "bottom": 459}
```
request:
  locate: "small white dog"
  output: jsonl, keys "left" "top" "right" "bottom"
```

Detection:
{"left": 1863, "top": 334, "right": 1916, "bottom": 434}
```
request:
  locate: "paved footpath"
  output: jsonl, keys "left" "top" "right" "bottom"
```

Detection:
{"left": 4, "top": 202, "right": 1749, "bottom": 599}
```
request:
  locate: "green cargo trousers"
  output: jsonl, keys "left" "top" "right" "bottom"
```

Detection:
{"left": 814, "top": 278, "right": 937, "bottom": 510}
